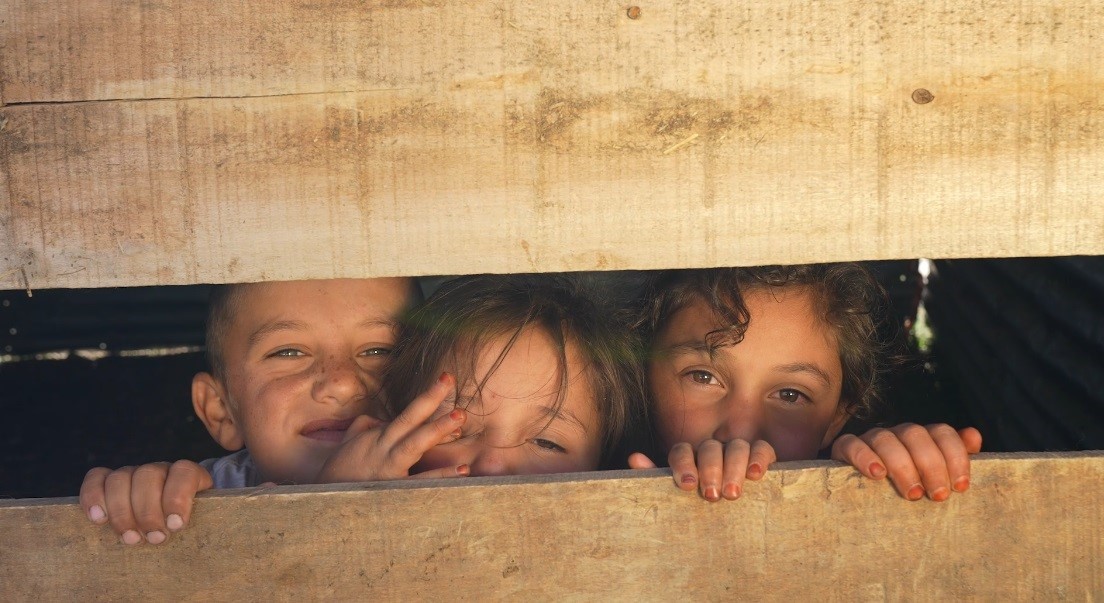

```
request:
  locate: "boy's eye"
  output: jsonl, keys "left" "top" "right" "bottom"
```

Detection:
{"left": 269, "top": 348, "right": 305, "bottom": 358}
{"left": 686, "top": 370, "right": 719, "bottom": 385}
{"left": 532, "top": 438, "right": 566, "bottom": 453}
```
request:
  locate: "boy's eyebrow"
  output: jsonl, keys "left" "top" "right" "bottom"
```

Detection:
{"left": 247, "top": 320, "right": 308, "bottom": 348}
{"left": 357, "top": 318, "right": 399, "bottom": 330}
{"left": 774, "top": 362, "right": 833, "bottom": 387}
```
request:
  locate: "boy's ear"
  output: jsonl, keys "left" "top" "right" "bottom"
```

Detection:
{"left": 819, "top": 407, "right": 852, "bottom": 450}
{"left": 192, "top": 372, "right": 245, "bottom": 452}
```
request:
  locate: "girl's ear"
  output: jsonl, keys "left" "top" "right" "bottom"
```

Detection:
{"left": 819, "top": 407, "right": 852, "bottom": 450}
{"left": 192, "top": 372, "right": 245, "bottom": 451}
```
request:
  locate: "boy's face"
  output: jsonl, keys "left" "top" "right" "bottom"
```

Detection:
{"left": 414, "top": 327, "right": 603, "bottom": 476}
{"left": 648, "top": 287, "right": 848, "bottom": 461}
{"left": 202, "top": 278, "right": 415, "bottom": 484}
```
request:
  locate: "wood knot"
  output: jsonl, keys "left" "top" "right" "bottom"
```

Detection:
{"left": 626, "top": 6, "right": 641, "bottom": 19}
{"left": 911, "top": 88, "right": 934, "bottom": 104}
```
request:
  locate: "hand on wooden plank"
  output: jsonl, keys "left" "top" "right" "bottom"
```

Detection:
{"left": 626, "top": 439, "right": 778, "bottom": 502}
{"left": 314, "top": 372, "right": 470, "bottom": 483}
{"left": 831, "top": 424, "right": 983, "bottom": 501}
{"left": 79, "top": 460, "right": 213, "bottom": 546}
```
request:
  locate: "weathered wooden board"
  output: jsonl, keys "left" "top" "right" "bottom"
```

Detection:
{"left": 1, "top": 452, "right": 1101, "bottom": 600}
{"left": 2, "top": 1, "right": 1103, "bottom": 288}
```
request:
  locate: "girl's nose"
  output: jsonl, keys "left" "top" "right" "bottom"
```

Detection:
{"left": 468, "top": 447, "right": 513, "bottom": 477}
{"left": 712, "top": 394, "right": 764, "bottom": 443}
{"left": 312, "top": 355, "right": 368, "bottom": 406}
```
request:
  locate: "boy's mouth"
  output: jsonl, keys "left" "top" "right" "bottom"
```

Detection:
{"left": 300, "top": 417, "right": 356, "bottom": 442}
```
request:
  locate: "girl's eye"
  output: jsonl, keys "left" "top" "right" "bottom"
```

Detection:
{"left": 533, "top": 438, "right": 566, "bottom": 453}
{"left": 777, "top": 388, "right": 808, "bottom": 405}
{"left": 269, "top": 348, "right": 304, "bottom": 358}
{"left": 361, "top": 347, "right": 392, "bottom": 357}
{"left": 686, "top": 370, "right": 718, "bottom": 386}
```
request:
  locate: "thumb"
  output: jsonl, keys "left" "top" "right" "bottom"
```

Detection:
{"left": 627, "top": 452, "right": 658, "bottom": 470}
{"left": 342, "top": 414, "right": 385, "bottom": 444}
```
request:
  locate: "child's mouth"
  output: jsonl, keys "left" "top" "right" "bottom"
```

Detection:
{"left": 300, "top": 417, "right": 356, "bottom": 442}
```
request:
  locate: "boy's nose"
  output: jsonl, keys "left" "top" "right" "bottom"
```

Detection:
{"left": 312, "top": 355, "right": 369, "bottom": 406}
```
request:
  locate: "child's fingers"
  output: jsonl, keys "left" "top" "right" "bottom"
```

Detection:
{"left": 130, "top": 463, "right": 172, "bottom": 544}
{"left": 383, "top": 372, "right": 455, "bottom": 445}
{"left": 626, "top": 452, "right": 658, "bottom": 470}
{"left": 861, "top": 428, "right": 924, "bottom": 501}
{"left": 926, "top": 424, "right": 972, "bottom": 494}
{"left": 830, "top": 434, "right": 888, "bottom": 480}
{"left": 695, "top": 439, "right": 724, "bottom": 502}
{"left": 79, "top": 467, "right": 112, "bottom": 525}
{"left": 721, "top": 439, "right": 750, "bottom": 500}
{"left": 341, "top": 414, "right": 386, "bottom": 444}
{"left": 102, "top": 466, "right": 143, "bottom": 544}
{"left": 161, "top": 461, "right": 215, "bottom": 534}
{"left": 666, "top": 443, "right": 699, "bottom": 492}
{"left": 386, "top": 408, "right": 466, "bottom": 473}
{"left": 746, "top": 440, "right": 777, "bottom": 480}
{"left": 893, "top": 423, "right": 952, "bottom": 502}
{"left": 959, "top": 427, "right": 983, "bottom": 454}
{"left": 410, "top": 464, "right": 471, "bottom": 479}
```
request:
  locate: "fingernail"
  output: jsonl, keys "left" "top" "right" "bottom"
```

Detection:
{"left": 121, "top": 530, "right": 142, "bottom": 546}
{"left": 680, "top": 473, "right": 696, "bottom": 485}
{"left": 723, "top": 483, "right": 741, "bottom": 499}
{"left": 456, "top": 464, "right": 470, "bottom": 476}
{"left": 449, "top": 428, "right": 462, "bottom": 439}
{"left": 930, "top": 487, "right": 950, "bottom": 502}
{"left": 449, "top": 409, "right": 464, "bottom": 421}
{"left": 953, "top": 476, "right": 970, "bottom": 492}
{"left": 869, "top": 463, "right": 887, "bottom": 478}
{"left": 437, "top": 372, "right": 450, "bottom": 384}
{"left": 166, "top": 514, "right": 184, "bottom": 531}
{"left": 146, "top": 530, "right": 166, "bottom": 545}
{"left": 747, "top": 463, "right": 762, "bottom": 480}
{"left": 906, "top": 485, "right": 924, "bottom": 501}
{"left": 703, "top": 486, "right": 719, "bottom": 501}
{"left": 88, "top": 505, "right": 106, "bottom": 523}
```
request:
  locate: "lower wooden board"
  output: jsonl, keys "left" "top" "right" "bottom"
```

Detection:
{"left": 2, "top": 452, "right": 1102, "bottom": 600}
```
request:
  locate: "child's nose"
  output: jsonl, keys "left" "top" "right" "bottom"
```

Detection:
{"left": 312, "top": 355, "right": 368, "bottom": 406}
{"left": 468, "top": 447, "right": 513, "bottom": 477}
{"left": 713, "top": 395, "right": 765, "bottom": 443}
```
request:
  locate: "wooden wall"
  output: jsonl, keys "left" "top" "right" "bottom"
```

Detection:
{"left": 2, "top": 1, "right": 1102, "bottom": 289}
{"left": 3, "top": 454, "right": 1103, "bottom": 600}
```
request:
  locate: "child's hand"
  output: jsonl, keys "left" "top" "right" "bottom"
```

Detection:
{"left": 79, "top": 460, "right": 213, "bottom": 545}
{"left": 831, "top": 423, "right": 983, "bottom": 501}
{"left": 629, "top": 440, "right": 777, "bottom": 502}
{"left": 315, "top": 373, "right": 470, "bottom": 483}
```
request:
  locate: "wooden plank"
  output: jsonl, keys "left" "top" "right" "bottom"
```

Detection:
{"left": 2, "top": 1, "right": 1103, "bottom": 288}
{"left": 1, "top": 452, "right": 1102, "bottom": 600}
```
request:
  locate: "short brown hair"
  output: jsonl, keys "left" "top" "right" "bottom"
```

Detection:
{"left": 382, "top": 274, "right": 646, "bottom": 465}
{"left": 204, "top": 284, "right": 246, "bottom": 379}
{"left": 638, "top": 264, "right": 900, "bottom": 420}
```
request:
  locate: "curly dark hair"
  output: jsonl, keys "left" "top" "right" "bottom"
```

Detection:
{"left": 637, "top": 263, "right": 901, "bottom": 421}
{"left": 382, "top": 274, "right": 646, "bottom": 467}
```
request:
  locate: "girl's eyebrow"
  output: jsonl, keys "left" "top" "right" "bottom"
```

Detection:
{"left": 659, "top": 340, "right": 711, "bottom": 357}
{"left": 535, "top": 405, "right": 589, "bottom": 434}
{"left": 773, "top": 362, "right": 833, "bottom": 386}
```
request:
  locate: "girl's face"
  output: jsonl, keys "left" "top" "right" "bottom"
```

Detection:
{"left": 414, "top": 326, "right": 603, "bottom": 476}
{"left": 648, "top": 287, "right": 848, "bottom": 461}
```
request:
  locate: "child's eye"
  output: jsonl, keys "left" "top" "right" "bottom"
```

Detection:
{"left": 360, "top": 347, "right": 392, "bottom": 357}
{"left": 532, "top": 438, "right": 566, "bottom": 453}
{"left": 268, "top": 348, "right": 305, "bottom": 358}
{"left": 685, "top": 370, "right": 719, "bottom": 386}
{"left": 775, "top": 388, "right": 810, "bottom": 405}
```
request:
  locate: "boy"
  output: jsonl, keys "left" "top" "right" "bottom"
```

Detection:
{"left": 80, "top": 278, "right": 468, "bottom": 545}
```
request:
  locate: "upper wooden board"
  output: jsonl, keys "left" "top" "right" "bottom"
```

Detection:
{"left": 2, "top": 1, "right": 1102, "bottom": 287}
{"left": 2, "top": 453, "right": 1102, "bottom": 600}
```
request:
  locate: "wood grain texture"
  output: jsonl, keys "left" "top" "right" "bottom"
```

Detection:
{"left": 2, "top": 1, "right": 1102, "bottom": 287}
{"left": 1, "top": 452, "right": 1102, "bottom": 600}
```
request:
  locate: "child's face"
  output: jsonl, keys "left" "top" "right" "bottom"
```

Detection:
{"left": 648, "top": 287, "right": 848, "bottom": 461}
{"left": 415, "top": 327, "right": 603, "bottom": 476}
{"left": 208, "top": 278, "right": 414, "bottom": 484}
